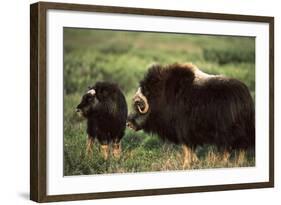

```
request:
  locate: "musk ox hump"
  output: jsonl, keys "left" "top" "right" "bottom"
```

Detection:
{"left": 181, "top": 63, "right": 216, "bottom": 84}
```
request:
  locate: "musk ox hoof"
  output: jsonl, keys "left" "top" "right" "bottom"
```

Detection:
{"left": 112, "top": 143, "right": 122, "bottom": 159}
{"left": 100, "top": 144, "right": 109, "bottom": 160}
{"left": 182, "top": 162, "right": 191, "bottom": 169}
{"left": 182, "top": 156, "right": 198, "bottom": 169}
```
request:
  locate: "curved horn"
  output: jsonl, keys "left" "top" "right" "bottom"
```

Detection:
{"left": 134, "top": 88, "right": 149, "bottom": 114}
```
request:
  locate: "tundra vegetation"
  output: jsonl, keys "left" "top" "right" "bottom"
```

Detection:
{"left": 63, "top": 28, "right": 255, "bottom": 176}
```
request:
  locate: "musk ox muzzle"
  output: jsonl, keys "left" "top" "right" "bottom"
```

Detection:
{"left": 126, "top": 113, "right": 142, "bottom": 131}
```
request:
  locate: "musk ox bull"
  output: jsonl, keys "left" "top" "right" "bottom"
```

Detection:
{"left": 76, "top": 82, "right": 127, "bottom": 159}
{"left": 127, "top": 63, "right": 255, "bottom": 167}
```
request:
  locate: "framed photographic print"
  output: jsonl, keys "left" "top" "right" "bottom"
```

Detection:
{"left": 30, "top": 1, "right": 274, "bottom": 202}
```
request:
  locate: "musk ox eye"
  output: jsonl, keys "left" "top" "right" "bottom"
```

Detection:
{"left": 86, "top": 95, "right": 94, "bottom": 102}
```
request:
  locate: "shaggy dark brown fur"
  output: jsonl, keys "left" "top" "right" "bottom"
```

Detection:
{"left": 76, "top": 82, "right": 127, "bottom": 159}
{"left": 127, "top": 63, "right": 255, "bottom": 166}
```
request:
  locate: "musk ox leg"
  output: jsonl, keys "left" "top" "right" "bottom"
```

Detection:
{"left": 222, "top": 150, "right": 230, "bottom": 164}
{"left": 86, "top": 136, "right": 94, "bottom": 157}
{"left": 236, "top": 150, "right": 246, "bottom": 166}
{"left": 182, "top": 145, "right": 197, "bottom": 169}
{"left": 112, "top": 143, "right": 122, "bottom": 159}
{"left": 100, "top": 144, "right": 109, "bottom": 160}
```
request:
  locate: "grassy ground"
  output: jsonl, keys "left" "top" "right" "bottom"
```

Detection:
{"left": 63, "top": 28, "right": 255, "bottom": 176}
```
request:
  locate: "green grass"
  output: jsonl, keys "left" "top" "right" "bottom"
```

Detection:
{"left": 63, "top": 28, "right": 255, "bottom": 176}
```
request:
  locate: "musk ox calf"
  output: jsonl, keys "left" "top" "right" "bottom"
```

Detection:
{"left": 127, "top": 63, "right": 255, "bottom": 168}
{"left": 76, "top": 82, "right": 127, "bottom": 159}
